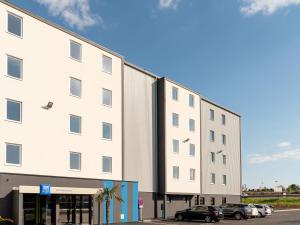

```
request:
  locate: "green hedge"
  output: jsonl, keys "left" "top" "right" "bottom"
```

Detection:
{"left": 242, "top": 197, "right": 300, "bottom": 206}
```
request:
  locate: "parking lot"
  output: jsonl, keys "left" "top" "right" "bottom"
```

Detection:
{"left": 142, "top": 210, "right": 300, "bottom": 225}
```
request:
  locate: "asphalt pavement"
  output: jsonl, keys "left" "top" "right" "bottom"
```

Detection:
{"left": 141, "top": 210, "right": 300, "bottom": 225}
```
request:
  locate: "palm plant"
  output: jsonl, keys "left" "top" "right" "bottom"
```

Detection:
{"left": 0, "top": 217, "right": 13, "bottom": 223}
{"left": 96, "top": 185, "right": 123, "bottom": 225}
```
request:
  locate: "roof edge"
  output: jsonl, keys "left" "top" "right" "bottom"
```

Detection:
{"left": 0, "top": 0, "right": 123, "bottom": 59}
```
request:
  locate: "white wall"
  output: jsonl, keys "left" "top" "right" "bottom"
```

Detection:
{"left": 200, "top": 100, "right": 241, "bottom": 195}
{"left": 164, "top": 80, "right": 201, "bottom": 194}
{"left": 0, "top": 2, "right": 123, "bottom": 181}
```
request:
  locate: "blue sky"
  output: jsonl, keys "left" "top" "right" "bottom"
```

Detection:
{"left": 9, "top": 0, "right": 300, "bottom": 188}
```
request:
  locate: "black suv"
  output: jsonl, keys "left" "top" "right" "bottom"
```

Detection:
{"left": 175, "top": 205, "right": 223, "bottom": 223}
{"left": 221, "top": 204, "right": 252, "bottom": 220}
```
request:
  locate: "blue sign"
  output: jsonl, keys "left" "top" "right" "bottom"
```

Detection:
{"left": 40, "top": 184, "right": 51, "bottom": 196}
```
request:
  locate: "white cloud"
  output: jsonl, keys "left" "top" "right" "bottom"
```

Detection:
{"left": 159, "top": 0, "right": 180, "bottom": 10}
{"left": 248, "top": 148, "right": 300, "bottom": 164}
{"left": 35, "top": 0, "right": 102, "bottom": 30}
{"left": 241, "top": 0, "right": 300, "bottom": 15}
{"left": 277, "top": 141, "right": 291, "bottom": 148}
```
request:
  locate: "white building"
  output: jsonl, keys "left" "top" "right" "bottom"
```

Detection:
{"left": 0, "top": 0, "right": 242, "bottom": 224}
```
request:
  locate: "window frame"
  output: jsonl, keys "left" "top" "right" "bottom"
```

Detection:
{"left": 222, "top": 174, "right": 227, "bottom": 185}
{"left": 69, "top": 114, "right": 82, "bottom": 134}
{"left": 210, "top": 173, "right": 216, "bottom": 184}
{"left": 189, "top": 143, "right": 195, "bottom": 157}
{"left": 189, "top": 94, "right": 194, "bottom": 107}
{"left": 222, "top": 114, "right": 226, "bottom": 125}
{"left": 6, "top": 54, "right": 23, "bottom": 80}
{"left": 5, "top": 143, "right": 22, "bottom": 166}
{"left": 210, "top": 152, "right": 215, "bottom": 163}
{"left": 7, "top": 11, "right": 23, "bottom": 38}
{"left": 189, "top": 168, "right": 195, "bottom": 181}
{"left": 6, "top": 99, "right": 22, "bottom": 123}
{"left": 102, "top": 122, "right": 112, "bottom": 140}
{"left": 222, "top": 134, "right": 226, "bottom": 145}
{"left": 69, "top": 77, "right": 82, "bottom": 98}
{"left": 102, "top": 54, "right": 112, "bottom": 74}
{"left": 102, "top": 156, "right": 112, "bottom": 173}
{"left": 69, "top": 151, "right": 81, "bottom": 171}
{"left": 209, "top": 109, "right": 214, "bottom": 121}
{"left": 189, "top": 118, "right": 195, "bottom": 132}
{"left": 210, "top": 130, "right": 215, "bottom": 142}
{"left": 173, "top": 166, "right": 179, "bottom": 179}
{"left": 102, "top": 88, "right": 112, "bottom": 107}
{"left": 70, "top": 40, "right": 82, "bottom": 62}
{"left": 172, "top": 113, "right": 179, "bottom": 127}
{"left": 172, "top": 139, "right": 179, "bottom": 154}
{"left": 172, "top": 86, "right": 178, "bottom": 101}
{"left": 222, "top": 154, "right": 227, "bottom": 165}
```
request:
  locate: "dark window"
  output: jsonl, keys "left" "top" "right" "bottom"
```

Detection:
{"left": 222, "top": 197, "right": 227, "bottom": 205}
{"left": 200, "top": 197, "right": 205, "bottom": 205}
{"left": 210, "top": 197, "right": 215, "bottom": 206}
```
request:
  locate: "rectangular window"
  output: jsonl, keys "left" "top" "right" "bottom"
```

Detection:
{"left": 210, "top": 130, "right": 215, "bottom": 142}
{"left": 8, "top": 12, "right": 22, "bottom": 37}
{"left": 222, "top": 154, "right": 227, "bottom": 165}
{"left": 200, "top": 197, "right": 205, "bottom": 205}
{"left": 189, "top": 94, "right": 194, "bottom": 107}
{"left": 173, "top": 166, "right": 179, "bottom": 179}
{"left": 102, "top": 122, "right": 112, "bottom": 140}
{"left": 190, "top": 168, "right": 195, "bottom": 181}
{"left": 102, "top": 55, "right": 112, "bottom": 74}
{"left": 210, "top": 197, "right": 215, "bottom": 206}
{"left": 211, "top": 173, "right": 215, "bottom": 184}
{"left": 70, "top": 152, "right": 81, "bottom": 170}
{"left": 7, "top": 55, "right": 22, "bottom": 79}
{"left": 6, "top": 143, "right": 21, "bottom": 165}
{"left": 172, "top": 139, "right": 179, "bottom": 153}
{"left": 189, "top": 119, "right": 195, "bottom": 131}
{"left": 6, "top": 99, "right": 22, "bottom": 122}
{"left": 222, "top": 134, "right": 226, "bottom": 145}
{"left": 189, "top": 144, "right": 195, "bottom": 156}
{"left": 210, "top": 152, "right": 215, "bottom": 163}
{"left": 172, "top": 86, "right": 178, "bottom": 101}
{"left": 222, "top": 114, "right": 226, "bottom": 125}
{"left": 70, "top": 115, "right": 81, "bottom": 134}
{"left": 210, "top": 109, "right": 214, "bottom": 121}
{"left": 222, "top": 197, "right": 227, "bottom": 205}
{"left": 172, "top": 113, "right": 179, "bottom": 127}
{"left": 70, "top": 40, "right": 82, "bottom": 61}
{"left": 102, "top": 156, "right": 112, "bottom": 173}
{"left": 102, "top": 88, "right": 112, "bottom": 106}
{"left": 223, "top": 175, "right": 227, "bottom": 185}
{"left": 70, "top": 77, "right": 81, "bottom": 97}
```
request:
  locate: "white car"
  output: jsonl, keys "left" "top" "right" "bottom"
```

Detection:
{"left": 262, "top": 204, "right": 272, "bottom": 216}
{"left": 248, "top": 204, "right": 259, "bottom": 217}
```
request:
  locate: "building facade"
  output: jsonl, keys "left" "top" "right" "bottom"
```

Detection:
{"left": 0, "top": 1, "right": 242, "bottom": 224}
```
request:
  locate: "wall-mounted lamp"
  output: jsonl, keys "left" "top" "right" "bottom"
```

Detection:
{"left": 42, "top": 101, "right": 54, "bottom": 110}
{"left": 183, "top": 138, "right": 190, "bottom": 143}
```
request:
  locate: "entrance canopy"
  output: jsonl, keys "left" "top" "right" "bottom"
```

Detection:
{"left": 15, "top": 185, "right": 102, "bottom": 195}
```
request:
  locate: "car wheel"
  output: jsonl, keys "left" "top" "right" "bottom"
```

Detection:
{"left": 259, "top": 212, "right": 263, "bottom": 218}
{"left": 234, "top": 213, "right": 242, "bottom": 220}
{"left": 204, "top": 216, "right": 212, "bottom": 223}
{"left": 177, "top": 214, "right": 183, "bottom": 221}
{"left": 214, "top": 218, "right": 220, "bottom": 223}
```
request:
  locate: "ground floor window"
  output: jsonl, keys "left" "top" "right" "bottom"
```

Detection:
{"left": 222, "top": 197, "right": 227, "bottom": 205}
{"left": 200, "top": 197, "right": 205, "bottom": 205}
{"left": 210, "top": 197, "right": 215, "bottom": 206}
{"left": 23, "top": 194, "right": 93, "bottom": 225}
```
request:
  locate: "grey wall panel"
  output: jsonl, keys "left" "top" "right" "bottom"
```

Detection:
{"left": 123, "top": 65, "right": 158, "bottom": 193}
{"left": 200, "top": 99, "right": 241, "bottom": 196}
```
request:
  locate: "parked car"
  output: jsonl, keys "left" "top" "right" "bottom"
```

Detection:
{"left": 221, "top": 203, "right": 252, "bottom": 220}
{"left": 254, "top": 204, "right": 266, "bottom": 217}
{"left": 248, "top": 204, "right": 259, "bottom": 217}
{"left": 262, "top": 204, "right": 272, "bottom": 215}
{"left": 175, "top": 205, "right": 223, "bottom": 223}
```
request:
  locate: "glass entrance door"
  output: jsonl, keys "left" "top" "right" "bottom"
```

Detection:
{"left": 24, "top": 194, "right": 54, "bottom": 225}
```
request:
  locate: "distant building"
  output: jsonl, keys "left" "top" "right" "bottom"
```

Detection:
{"left": 274, "top": 185, "right": 285, "bottom": 193}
